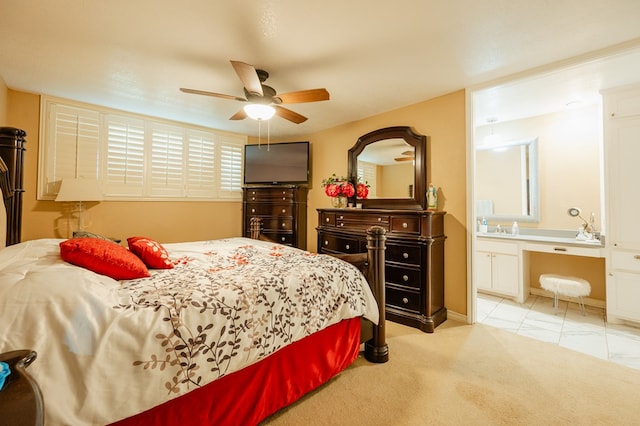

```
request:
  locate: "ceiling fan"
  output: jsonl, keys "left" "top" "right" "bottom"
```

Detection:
{"left": 394, "top": 150, "right": 415, "bottom": 162}
{"left": 180, "top": 60, "right": 330, "bottom": 124}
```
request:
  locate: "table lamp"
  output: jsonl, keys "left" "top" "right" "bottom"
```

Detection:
{"left": 55, "top": 178, "right": 103, "bottom": 234}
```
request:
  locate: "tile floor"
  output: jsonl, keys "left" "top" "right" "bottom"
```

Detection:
{"left": 476, "top": 292, "right": 640, "bottom": 371}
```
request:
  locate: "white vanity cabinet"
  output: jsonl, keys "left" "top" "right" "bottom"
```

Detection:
{"left": 603, "top": 84, "right": 640, "bottom": 324}
{"left": 475, "top": 238, "right": 521, "bottom": 301}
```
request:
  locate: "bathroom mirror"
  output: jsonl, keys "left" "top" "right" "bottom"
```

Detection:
{"left": 349, "top": 126, "right": 427, "bottom": 210}
{"left": 475, "top": 137, "right": 539, "bottom": 222}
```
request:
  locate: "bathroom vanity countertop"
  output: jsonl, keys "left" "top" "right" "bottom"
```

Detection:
{"left": 477, "top": 229, "right": 605, "bottom": 248}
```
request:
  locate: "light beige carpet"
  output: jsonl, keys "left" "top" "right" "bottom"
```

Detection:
{"left": 262, "top": 320, "right": 640, "bottom": 426}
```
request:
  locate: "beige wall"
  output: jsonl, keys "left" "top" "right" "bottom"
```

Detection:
{"left": 0, "top": 75, "right": 7, "bottom": 124}
{"left": 8, "top": 88, "right": 469, "bottom": 316}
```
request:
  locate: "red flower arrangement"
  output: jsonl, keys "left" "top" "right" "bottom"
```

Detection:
{"left": 322, "top": 174, "right": 370, "bottom": 199}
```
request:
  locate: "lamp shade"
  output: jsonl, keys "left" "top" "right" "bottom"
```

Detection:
{"left": 244, "top": 104, "right": 276, "bottom": 120}
{"left": 55, "top": 178, "right": 103, "bottom": 202}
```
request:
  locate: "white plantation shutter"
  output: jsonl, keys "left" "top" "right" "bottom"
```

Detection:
{"left": 39, "top": 96, "right": 246, "bottom": 201}
{"left": 104, "top": 115, "right": 145, "bottom": 197}
{"left": 39, "top": 102, "right": 100, "bottom": 198}
{"left": 186, "top": 130, "right": 216, "bottom": 198}
{"left": 150, "top": 124, "right": 185, "bottom": 197}
{"left": 219, "top": 135, "right": 244, "bottom": 197}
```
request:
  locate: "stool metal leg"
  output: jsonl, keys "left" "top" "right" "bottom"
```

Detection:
{"left": 578, "top": 296, "right": 586, "bottom": 316}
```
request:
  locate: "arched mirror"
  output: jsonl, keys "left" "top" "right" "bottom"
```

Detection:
{"left": 348, "top": 126, "right": 427, "bottom": 210}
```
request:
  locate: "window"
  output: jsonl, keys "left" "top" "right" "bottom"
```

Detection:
{"left": 39, "top": 96, "right": 246, "bottom": 201}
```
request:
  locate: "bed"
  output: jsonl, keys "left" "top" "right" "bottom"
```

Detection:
{"left": 0, "top": 130, "right": 388, "bottom": 425}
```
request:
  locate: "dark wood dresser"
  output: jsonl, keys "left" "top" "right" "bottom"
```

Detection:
{"left": 243, "top": 186, "right": 307, "bottom": 249}
{"left": 317, "top": 208, "right": 446, "bottom": 332}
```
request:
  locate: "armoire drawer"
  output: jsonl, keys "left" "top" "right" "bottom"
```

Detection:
{"left": 245, "top": 204, "right": 293, "bottom": 216}
{"left": 244, "top": 188, "right": 295, "bottom": 202}
{"left": 386, "top": 286, "right": 421, "bottom": 314}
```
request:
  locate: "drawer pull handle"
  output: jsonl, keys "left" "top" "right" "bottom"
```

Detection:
{"left": 324, "top": 240, "right": 329, "bottom": 246}
{"left": 251, "top": 209, "right": 256, "bottom": 213}
{"left": 402, "top": 297, "right": 409, "bottom": 304}
{"left": 281, "top": 223, "right": 286, "bottom": 227}
{"left": 282, "top": 197, "right": 286, "bottom": 200}
{"left": 403, "top": 252, "right": 409, "bottom": 259}
{"left": 345, "top": 244, "right": 350, "bottom": 250}
{"left": 377, "top": 217, "right": 382, "bottom": 222}
{"left": 553, "top": 247, "right": 567, "bottom": 252}
{"left": 403, "top": 275, "right": 409, "bottom": 282}
{"left": 339, "top": 215, "right": 344, "bottom": 219}
{"left": 635, "top": 255, "right": 640, "bottom": 260}
{"left": 326, "top": 218, "right": 330, "bottom": 223}
{"left": 252, "top": 197, "right": 256, "bottom": 201}
{"left": 281, "top": 209, "right": 286, "bottom": 213}
{"left": 339, "top": 223, "right": 344, "bottom": 227}
{"left": 402, "top": 222, "right": 408, "bottom": 229}
{"left": 281, "top": 237, "right": 286, "bottom": 242}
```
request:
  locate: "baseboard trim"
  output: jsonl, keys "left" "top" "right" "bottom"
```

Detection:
{"left": 445, "top": 310, "right": 467, "bottom": 324}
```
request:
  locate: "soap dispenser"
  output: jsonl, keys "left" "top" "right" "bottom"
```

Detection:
{"left": 511, "top": 221, "right": 519, "bottom": 235}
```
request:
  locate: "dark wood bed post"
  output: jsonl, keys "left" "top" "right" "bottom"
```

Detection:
{"left": 364, "top": 225, "right": 388, "bottom": 363}
{"left": 249, "top": 216, "right": 388, "bottom": 363}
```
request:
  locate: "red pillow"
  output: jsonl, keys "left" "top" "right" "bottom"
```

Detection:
{"left": 127, "top": 236, "right": 174, "bottom": 269}
{"left": 60, "top": 238, "right": 150, "bottom": 280}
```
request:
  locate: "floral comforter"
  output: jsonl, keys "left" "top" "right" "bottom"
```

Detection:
{"left": 0, "top": 237, "right": 377, "bottom": 425}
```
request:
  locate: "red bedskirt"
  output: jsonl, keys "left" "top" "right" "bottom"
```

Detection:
{"left": 111, "top": 317, "right": 361, "bottom": 426}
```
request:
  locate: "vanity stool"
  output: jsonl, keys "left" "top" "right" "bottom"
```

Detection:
{"left": 539, "top": 274, "right": 591, "bottom": 316}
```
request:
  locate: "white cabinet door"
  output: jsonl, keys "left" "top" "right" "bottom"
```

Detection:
{"left": 492, "top": 253, "right": 519, "bottom": 296}
{"left": 608, "top": 271, "right": 640, "bottom": 322}
{"left": 475, "top": 250, "right": 493, "bottom": 292}
{"left": 604, "top": 85, "right": 640, "bottom": 324}
{"left": 607, "top": 114, "right": 640, "bottom": 250}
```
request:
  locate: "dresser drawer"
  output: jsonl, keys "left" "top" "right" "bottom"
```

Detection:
{"left": 386, "top": 286, "right": 421, "bottom": 313}
{"left": 320, "top": 212, "right": 336, "bottom": 226}
{"left": 390, "top": 216, "right": 420, "bottom": 234}
{"left": 335, "top": 212, "right": 389, "bottom": 226}
{"left": 611, "top": 250, "right": 640, "bottom": 272}
{"left": 386, "top": 265, "right": 421, "bottom": 289}
{"left": 386, "top": 244, "right": 422, "bottom": 265}
{"left": 319, "top": 234, "right": 362, "bottom": 253}
{"left": 246, "top": 203, "right": 293, "bottom": 216}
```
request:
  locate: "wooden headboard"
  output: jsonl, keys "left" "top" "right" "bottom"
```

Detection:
{"left": 0, "top": 127, "right": 27, "bottom": 246}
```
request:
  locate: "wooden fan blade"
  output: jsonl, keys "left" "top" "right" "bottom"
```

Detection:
{"left": 230, "top": 109, "right": 248, "bottom": 120}
{"left": 401, "top": 150, "right": 414, "bottom": 156}
{"left": 394, "top": 157, "right": 414, "bottom": 162}
{"left": 274, "top": 105, "right": 307, "bottom": 124}
{"left": 275, "top": 88, "right": 330, "bottom": 104}
{"left": 180, "top": 88, "right": 246, "bottom": 102}
{"left": 230, "top": 60, "right": 263, "bottom": 96}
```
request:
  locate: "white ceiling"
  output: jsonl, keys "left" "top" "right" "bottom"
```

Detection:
{"left": 1, "top": 1, "right": 640, "bottom": 138}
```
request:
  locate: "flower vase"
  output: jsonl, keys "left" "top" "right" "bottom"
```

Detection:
{"left": 331, "top": 196, "right": 348, "bottom": 208}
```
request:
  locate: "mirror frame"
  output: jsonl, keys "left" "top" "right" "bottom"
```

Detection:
{"left": 475, "top": 137, "right": 540, "bottom": 223}
{"left": 349, "top": 126, "right": 427, "bottom": 210}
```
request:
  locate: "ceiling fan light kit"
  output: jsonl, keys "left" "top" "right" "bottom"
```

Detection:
{"left": 180, "top": 60, "right": 330, "bottom": 124}
{"left": 244, "top": 104, "right": 276, "bottom": 120}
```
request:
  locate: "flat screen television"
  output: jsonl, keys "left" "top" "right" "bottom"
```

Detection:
{"left": 243, "top": 141, "right": 310, "bottom": 185}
